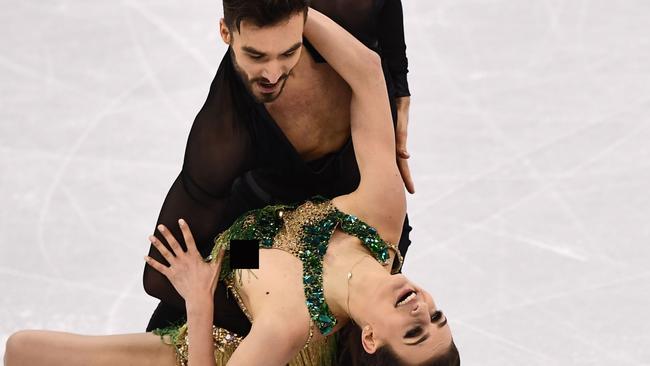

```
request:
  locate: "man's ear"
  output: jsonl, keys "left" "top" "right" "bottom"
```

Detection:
{"left": 361, "top": 325, "right": 380, "bottom": 354}
{"left": 219, "top": 18, "right": 231, "bottom": 44}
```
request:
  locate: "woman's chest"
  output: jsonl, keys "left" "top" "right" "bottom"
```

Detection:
{"left": 235, "top": 250, "right": 307, "bottom": 320}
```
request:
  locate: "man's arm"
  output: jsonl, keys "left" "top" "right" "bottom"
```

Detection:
{"left": 143, "top": 55, "right": 254, "bottom": 312}
{"left": 378, "top": 0, "right": 414, "bottom": 193}
{"left": 378, "top": 0, "right": 411, "bottom": 99}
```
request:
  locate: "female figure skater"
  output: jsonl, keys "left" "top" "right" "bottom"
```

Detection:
{"left": 4, "top": 8, "right": 458, "bottom": 366}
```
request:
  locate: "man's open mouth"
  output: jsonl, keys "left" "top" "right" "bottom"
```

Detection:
{"left": 257, "top": 81, "right": 279, "bottom": 93}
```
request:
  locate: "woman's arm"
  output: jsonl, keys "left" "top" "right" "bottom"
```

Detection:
{"left": 304, "top": 9, "right": 406, "bottom": 243}
{"left": 226, "top": 316, "right": 304, "bottom": 366}
{"left": 186, "top": 296, "right": 217, "bottom": 366}
{"left": 145, "top": 221, "right": 226, "bottom": 366}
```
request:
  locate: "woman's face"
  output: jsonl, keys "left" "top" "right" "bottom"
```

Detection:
{"left": 362, "top": 274, "right": 453, "bottom": 365}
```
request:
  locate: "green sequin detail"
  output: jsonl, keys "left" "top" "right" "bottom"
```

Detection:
{"left": 209, "top": 197, "right": 396, "bottom": 336}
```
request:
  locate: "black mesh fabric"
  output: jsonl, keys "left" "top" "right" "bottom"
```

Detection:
{"left": 144, "top": 0, "right": 411, "bottom": 343}
{"left": 306, "top": 0, "right": 410, "bottom": 96}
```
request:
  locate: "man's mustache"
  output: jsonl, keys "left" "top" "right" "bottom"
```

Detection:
{"left": 250, "top": 73, "right": 289, "bottom": 85}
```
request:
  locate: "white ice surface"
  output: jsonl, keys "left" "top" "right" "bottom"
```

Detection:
{"left": 1, "top": 0, "right": 650, "bottom": 364}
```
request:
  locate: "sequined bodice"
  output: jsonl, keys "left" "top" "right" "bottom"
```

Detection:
{"left": 210, "top": 198, "right": 402, "bottom": 336}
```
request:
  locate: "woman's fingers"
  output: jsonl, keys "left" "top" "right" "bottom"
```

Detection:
{"left": 157, "top": 224, "right": 183, "bottom": 255}
{"left": 178, "top": 219, "right": 198, "bottom": 254}
{"left": 149, "top": 235, "right": 175, "bottom": 265}
{"left": 216, "top": 247, "right": 226, "bottom": 265}
{"left": 210, "top": 248, "right": 226, "bottom": 269}
{"left": 144, "top": 256, "right": 170, "bottom": 277}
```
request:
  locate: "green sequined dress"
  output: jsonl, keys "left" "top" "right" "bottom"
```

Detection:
{"left": 152, "top": 197, "right": 403, "bottom": 366}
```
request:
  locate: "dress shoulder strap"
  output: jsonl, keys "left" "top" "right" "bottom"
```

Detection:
{"left": 330, "top": 207, "right": 404, "bottom": 273}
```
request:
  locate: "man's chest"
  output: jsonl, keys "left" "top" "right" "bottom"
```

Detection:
{"left": 264, "top": 53, "right": 352, "bottom": 161}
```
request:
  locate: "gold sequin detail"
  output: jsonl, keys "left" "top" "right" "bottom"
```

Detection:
{"left": 272, "top": 200, "right": 336, "bottom": 256}
{"left": 166, "top": 324, "right": 243, "bottom": 366}
{"left": 224, "top": 276, "right": 254, "bottom": 323}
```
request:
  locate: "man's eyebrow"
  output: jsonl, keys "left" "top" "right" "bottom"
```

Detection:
{"left": 241, "top": 46, "right": 264, "bottom": 55}
{"left": 282, "top": 42, "right": 303, "bottom": 54}
{"left": 241, "top": 42, "right": 302, "bottom": 56}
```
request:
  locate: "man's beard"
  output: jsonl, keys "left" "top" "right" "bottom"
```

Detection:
{"left": 230, "top": 49, "right": 290, "bottom": 103}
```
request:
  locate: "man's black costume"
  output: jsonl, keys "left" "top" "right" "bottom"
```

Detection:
{"left": 143, "top": 0, "right": 412, "bottom": 346}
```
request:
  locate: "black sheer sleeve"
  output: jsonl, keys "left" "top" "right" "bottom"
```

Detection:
{"left": 378, "top": 0, "right": 410, "bottom": 97}
{"left": 142, "top": 54, "right": 255, "bottom": 310}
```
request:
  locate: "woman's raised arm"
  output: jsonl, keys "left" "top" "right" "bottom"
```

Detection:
{"left": 303, "top": 9, "right": 406, "bottom": 243}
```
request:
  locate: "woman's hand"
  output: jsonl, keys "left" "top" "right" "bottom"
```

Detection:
{"left": 144, "top": 219, "right": 225, "bottom": 304}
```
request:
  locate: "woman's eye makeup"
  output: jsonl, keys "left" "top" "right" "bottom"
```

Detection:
{"left": 431, "top": 310, "right": 448, "bottom": 328}
{"left": 404, "top": 326, "right": 423, "bottom": 338}
{"left": 404, "top": 310, "right": 447, "bottom": 340}
{"left": 430, "top": 310, "right": 442, "bottom": 322}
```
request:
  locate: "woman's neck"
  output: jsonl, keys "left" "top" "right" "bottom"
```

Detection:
{"left": 325, "top": 237, "right": 392, "bottom": 324}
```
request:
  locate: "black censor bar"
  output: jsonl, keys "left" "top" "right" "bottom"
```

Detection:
{"left": 229, "top": 239, "right": 260, "bottom": 269}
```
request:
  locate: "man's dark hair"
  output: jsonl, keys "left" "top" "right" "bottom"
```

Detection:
{"left": 337, "top": 323, "right": 461, "bottom": 366}
{"left": 223, "top": 0, "right": 310, "bottom": 32}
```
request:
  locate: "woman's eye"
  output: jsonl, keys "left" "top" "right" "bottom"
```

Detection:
{"left": 430, "top": 310, "right": 442, "bottom": 322}
{"left": 404, "top": 326, "right": 422, "bottom": 338}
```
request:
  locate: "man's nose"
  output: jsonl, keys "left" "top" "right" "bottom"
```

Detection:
{"left": 260, "top": 62, "right": 284, "bottom": 84}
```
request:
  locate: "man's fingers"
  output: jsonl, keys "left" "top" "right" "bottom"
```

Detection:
{"left": 149, "top": 235, "right": 175, "bottom": 265}
{"left": 397, "top": 157, "right": 415, "bottom": 194}
{"left": 178, "top": 219, "right": 198, "bottom": 254}
{"left": 157, "top": 224, "right": 183, "bottom": 255}
{"left": 144, "top": 256, "right": 170, "bottom": 277}
{"left": 396, "top": 134, "right": 410, "bottom": 158}
{"left": 396, "top": 114, "right": 410, "bottom": 159}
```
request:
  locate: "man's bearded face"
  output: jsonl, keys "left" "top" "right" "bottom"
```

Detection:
{"left": 225, "top": 13, "right": 304, "bottom": 103}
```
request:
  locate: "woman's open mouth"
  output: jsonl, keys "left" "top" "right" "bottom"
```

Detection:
{"left": 395, "top": 289, "right": 417, "bottom": 307}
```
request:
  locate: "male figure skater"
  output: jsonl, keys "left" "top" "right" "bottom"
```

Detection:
{"left": 144, "top": 0, "right": 414, "bottom": 333}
